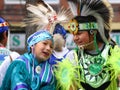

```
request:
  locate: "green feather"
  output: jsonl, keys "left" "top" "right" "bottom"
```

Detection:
{"left": 54, "top": 58, "right": 80, "bottom": 90}
{"left": 106, "top": 45, "right": 120, "bottom": 80}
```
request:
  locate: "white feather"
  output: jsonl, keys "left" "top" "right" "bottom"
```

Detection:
{"left": 68, "top": 2, "right": 77, "bottom": 16}
{"left": 44, "top": 1, "right": 55, "bottom": 13}
{"left": 27, "top": 4, "right": 45, "bottom": 18}
{"left": 37, "top": 4, "right": 49, "bottom": 14}
{"left": 24, "top": 0, "right": 73, "bottom": 33}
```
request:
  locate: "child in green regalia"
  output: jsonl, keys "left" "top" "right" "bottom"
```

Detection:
{"left": 54, "top": 0, "right": 120, "bottom": 90}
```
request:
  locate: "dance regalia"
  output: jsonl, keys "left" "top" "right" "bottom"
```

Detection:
{"left": 0, "top": 50, "right": 20, "bottom": 87}
{"left": 1, "top": 53, "right": 55, "bottom": 90}
{"left": 0, "top": 46, "right": 11, "bottom": 65}
{"left": 54, "top": 43, "right": 120, "bottom": 90}
{"left": 49, "top": 47, "right": 70, "bottom": 65}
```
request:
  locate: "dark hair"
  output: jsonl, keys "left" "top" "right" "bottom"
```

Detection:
{"left": 88, "top": 28, "right": 110, "bottom": 43}
{"left": 0, "top": 31, "right": 8, "bottom": 42}
{"left": 74, "top": 15, "right": 97, "bottom": 23}
{"left": 75, "top": 15, "right": 110, "bottom": 43}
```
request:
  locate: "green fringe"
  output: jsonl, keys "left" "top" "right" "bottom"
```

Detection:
{"left": 106, "top": 45, "right": 120, "bottom": 80}
{"left": 106, "top": 79, "right": 117, "bottom": 90}
{"left": 105, "top": 45, "right": 120, "bottom": 90}
{"left": 54, "top": 58, "right": 80, "bottom": 90}
{"left": 1, "top": 60, "right": 30, "bottom": 90}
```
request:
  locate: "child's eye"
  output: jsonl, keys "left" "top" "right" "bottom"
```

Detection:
{"left": 50, "top": 45, "right": 53, "bottom": 49}
{"left": 43, "top": 42, "right": 47, "bottom": 45}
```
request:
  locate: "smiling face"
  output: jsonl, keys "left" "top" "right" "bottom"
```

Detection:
{"left": 33, "top": 39, "right": 53, "bottom": 63}
{"left": 73, "top": 31, "right": 94, "bottom": 50}
{"left": 73, "top": 31, "right": 90, "bottom": 45}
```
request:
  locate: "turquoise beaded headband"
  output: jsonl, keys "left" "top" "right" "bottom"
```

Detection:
{"left": 79, "top": 22, "right": 98, "bottom": 30}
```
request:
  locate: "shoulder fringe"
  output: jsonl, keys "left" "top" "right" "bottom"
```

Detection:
{"left": 54, "top": 58, "right": 81, "bottom": 90}
{"left": 106, "top": 45, "right": 120, "bottom": 80}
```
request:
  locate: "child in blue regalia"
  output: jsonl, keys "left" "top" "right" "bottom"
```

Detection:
{"left": 1, "top": 30, "right": 56, "bottom": 90}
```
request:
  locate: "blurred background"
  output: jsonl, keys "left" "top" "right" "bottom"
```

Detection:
{"left": 0, "top": 0, "right": 120, "bottom": 54}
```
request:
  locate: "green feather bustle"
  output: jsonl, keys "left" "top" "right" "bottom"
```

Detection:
{"left": 54, "top": 58, "right": 81, "bottom": 90}
{"left": 106, "top": 45, "right": 120, "bottom": 80}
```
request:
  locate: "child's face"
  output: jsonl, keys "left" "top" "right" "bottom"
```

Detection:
{"left": 34, "top": 40, "right": 53, "bottom": 62}
{"left": 73, "top": 31, "right": 93, "bottom": 48}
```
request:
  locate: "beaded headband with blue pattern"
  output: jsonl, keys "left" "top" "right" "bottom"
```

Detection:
{"left": 27, "top": 30, "right": 53, "bottom": 48}
{"left": 0, "top": 17, "right": 9, "bottom": 33}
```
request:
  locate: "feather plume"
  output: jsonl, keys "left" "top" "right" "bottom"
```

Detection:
{"left": 68, "top": 0, "right": 114, "bottom": 43}
{"left": 106, "top": 45, "right": 120, "bottom": 79}
{"left": 24, "top": 2, "right": 56, "bottom": 31}
{"left": 24, "top": 0, "right": 73, "bottom": 34}
{"left": 49, "top": 7, "right": 73, "bottom": 34}
{"left": 67, "top": 1, "right": 77, "bottom": 16}
{"left": 54, "top": 58, "right": 81, "bottom": 90}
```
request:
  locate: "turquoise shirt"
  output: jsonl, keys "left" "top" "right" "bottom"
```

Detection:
{"left": 1, "top": 53, "right": 56, "bottom": 90}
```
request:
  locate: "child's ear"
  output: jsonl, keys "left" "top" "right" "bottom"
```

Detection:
{"left": 31, "top": 45, "right": 35, "bottom": 53}
{"left": 31, "top": 46, "right": 34, "bottom": 51}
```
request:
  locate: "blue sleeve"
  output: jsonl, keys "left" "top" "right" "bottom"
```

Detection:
{"left": 48, "top": 54, "right": 57, "bottom": 65}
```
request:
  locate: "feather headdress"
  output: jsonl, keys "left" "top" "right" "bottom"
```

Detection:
{"left": 66, "top": 0, "right": 114, "bottom": 43}
{"left": 24, "top": 0, "right": 73, "bottom": 34}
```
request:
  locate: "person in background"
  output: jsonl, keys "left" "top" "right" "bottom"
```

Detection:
{"left": 49, "top": 23, "right": 70, "bottom": 66}
{"left": 54, "top": 0, "right": 120, "bottom": 90}
{"left": 1, "top": 30, "right": 56, "bottom": 90}
{"left": 0, "top": 17, "right": 20, "bottom": 86}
